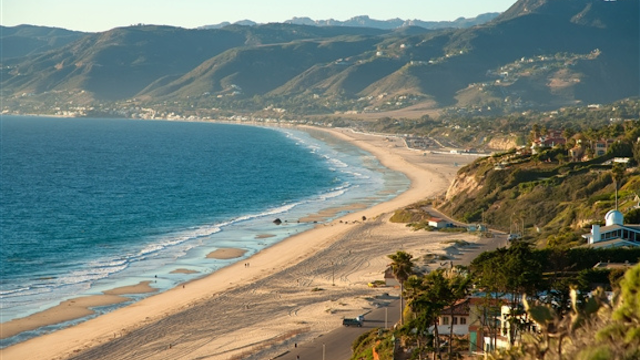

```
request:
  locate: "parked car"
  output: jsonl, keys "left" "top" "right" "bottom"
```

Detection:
{"left": 342, "top": 318, "right": 362, "bottom": 327}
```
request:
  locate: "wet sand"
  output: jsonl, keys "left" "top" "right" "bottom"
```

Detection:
{"left": 206, "top": 248, "right": 248, "bottom": 259}
{"left": 170, "top": 268, "right": 199, "bottom": 274}
{"left": 1, "top": 281, "right": 158, "bottom": 340}
{"left": 298, "top": 203, "right": 369, "bottom": 223}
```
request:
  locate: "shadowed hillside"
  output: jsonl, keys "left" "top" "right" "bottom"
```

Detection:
{"left": 0, "top": 25, "right": 88, "bottom": 61}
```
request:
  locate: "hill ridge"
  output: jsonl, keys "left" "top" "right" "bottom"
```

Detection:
{"left": 1, "top": 0, "right": 637, "bottom": 115}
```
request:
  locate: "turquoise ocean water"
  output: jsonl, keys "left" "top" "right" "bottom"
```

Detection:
{"left": 0, "top": 116, "right": 408, "bottom": 346}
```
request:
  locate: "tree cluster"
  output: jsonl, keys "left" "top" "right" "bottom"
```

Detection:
{"left": 365, "top": 245, "right": 640, "bottom": 360}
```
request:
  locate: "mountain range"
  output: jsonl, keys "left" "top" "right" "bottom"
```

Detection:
{"left": 1, "top": 0, "right": 638, "bottom": 116}
{"left": 199, "top": 13, "right": 500, "bottom": 30}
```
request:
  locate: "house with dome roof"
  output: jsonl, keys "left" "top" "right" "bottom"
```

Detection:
{"left": 582, "top": 209, "right": 640, "bottom": 248}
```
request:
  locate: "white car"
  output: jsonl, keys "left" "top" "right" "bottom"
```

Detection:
{"left": 508, "top": 233, "right": 521, "bottom": 241}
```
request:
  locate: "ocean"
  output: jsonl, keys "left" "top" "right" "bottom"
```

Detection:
{"left": 0, "top": 116, "right": 408, "bottom": 346}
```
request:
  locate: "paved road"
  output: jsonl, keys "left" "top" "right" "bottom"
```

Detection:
{"left": 275, "top": 299, "right": 401, "bottom": 360}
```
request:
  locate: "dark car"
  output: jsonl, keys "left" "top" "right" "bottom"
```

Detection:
{"left": 342, "top": 318, "right": 362, "bottom": 327}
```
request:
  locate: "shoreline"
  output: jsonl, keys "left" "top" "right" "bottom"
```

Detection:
{"left": 1, "top": 125, "right": 478, "bottom": 360}
{"left": 0, "top": 121, "right": 400, "bottom": 340}
{"left": 0, "top": 281, "right": 158, "bottom": 340}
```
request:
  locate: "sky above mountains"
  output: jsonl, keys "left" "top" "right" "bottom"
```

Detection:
{"left": 2, "top": 0, "right": 516, "bottom": 32}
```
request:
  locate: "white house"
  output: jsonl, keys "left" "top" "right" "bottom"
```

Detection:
{"left": 581, "top": 209, "right": 640, "bottom": 248}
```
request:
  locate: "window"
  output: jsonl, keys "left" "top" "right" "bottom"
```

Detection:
{"left": 460, "top": 317, "right": 467, "bottom": 325}
{"left": 453, "top": 317, "right": 458, "bottom": 325}
{"left": 442, "top": 317, "right": 449, "bottom": 325}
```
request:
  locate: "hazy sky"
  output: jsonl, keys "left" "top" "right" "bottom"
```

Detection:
{"left": 2, "top": 0, "right": 517, "bottom": 32}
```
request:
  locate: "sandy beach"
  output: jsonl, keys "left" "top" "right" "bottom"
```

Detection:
{"left": 1, "top": 126, "right": 486, "bottom": 360}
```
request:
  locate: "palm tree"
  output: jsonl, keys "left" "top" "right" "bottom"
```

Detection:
{"left": 404, "top": 275, "right": 424, "bottom": 318}
{"left": 388, "top": 251, "right": 415, "bottom": 325}
{"left": 612, "top": 163, "right": 626, "bottom": 209}
{"left": 404, "top": 275, "right": 430, "bottom": 360}
{"left": 420, "top": 270, "right": 450, "bottom": 360}
{"left": 411, "top": 297, "right": 441, "bottom": 360}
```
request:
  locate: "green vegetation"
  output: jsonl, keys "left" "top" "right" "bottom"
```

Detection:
{"left": 350, "top": 329, "right": 395, "bottom": 360}
{"left": 390, "top": 208, "right": 426, "bottom": 224}
{"left": 386, "top": 115, "right": 640, "bottom": 249}
{"left": 363, "top": 246, "right": 640, "bottom": 360}
{"left": 389, "top": 201, "right": 467, "bottom": 232}
{"left": 489, "top": 262, "right": 640, "bottom": 360}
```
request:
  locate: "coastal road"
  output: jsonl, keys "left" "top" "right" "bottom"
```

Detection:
{"left": 275, "top": 299, "right": 401, "bottom": 360}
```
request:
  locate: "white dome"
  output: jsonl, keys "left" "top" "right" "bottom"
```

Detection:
{"left": 605, "top": 210, "right": 624, "bottom": 226}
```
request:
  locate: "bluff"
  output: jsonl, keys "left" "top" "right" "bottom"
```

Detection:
{"left": 441, "top": 145, "right": 640, "bottom": 247}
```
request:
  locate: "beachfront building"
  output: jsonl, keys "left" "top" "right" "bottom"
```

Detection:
{"left": 384, "top": 267, "right": 400, "bottom": 287}
{"left": 428, "top": 217, "right": 449, "bottom": 229}
{"left": 581, "top": 209, "right": 640, "bottom": 248}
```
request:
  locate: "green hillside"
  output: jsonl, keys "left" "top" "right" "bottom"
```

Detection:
{"left": 0, "top": 25, "right": 88, "bottom": 61}
{"left": 439, "top": 121, "right": 640, "bottom": 248}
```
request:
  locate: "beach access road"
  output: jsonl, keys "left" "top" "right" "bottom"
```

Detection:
{"left": 276, "top": 299, "right": 401, "bottom": 360}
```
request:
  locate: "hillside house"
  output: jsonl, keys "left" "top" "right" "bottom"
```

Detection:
{"left": 530, "top": 130, "right": 566, "bottom": 154}
{"left": 435, "top": 299, "right": 471, "bottom": 336}
{"left": 429, "top": 296, "right": 509, "bottom": 356}
{"left": 592, "top": 139, "right": 614, "bottom": 157}
{"left": 569, "top": 145, "right": 586, "bottom": 162}
{"left": 482, "top": 304, "right": 540, "bottom": 353}
{"left": 581, "top": 209, "right": 640, "bottom": 248}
